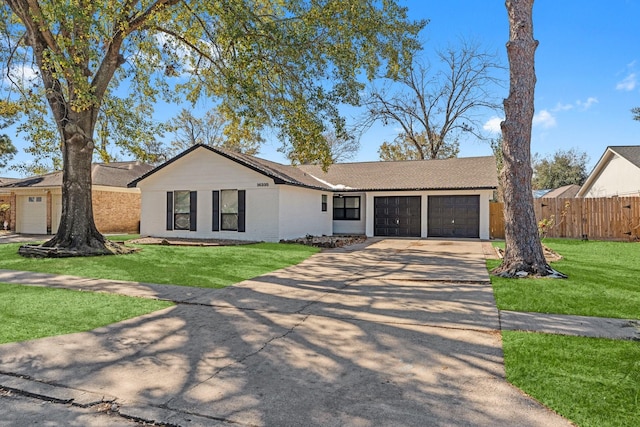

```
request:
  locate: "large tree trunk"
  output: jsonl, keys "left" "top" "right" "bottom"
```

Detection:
{"left": 19, "top": 115, "right": 126, "bottom": 258}
{"left": 491, "top": 0, "right": 565, "bottom": 278}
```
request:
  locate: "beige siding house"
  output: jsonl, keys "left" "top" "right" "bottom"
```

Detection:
{"left": 577, "top": 146, "right": 640, "bottom": 198}
{"left": 0, "top": 162, "right": 152, "bottom": 234}
{"left": 131, "top": 145, "right": 498, "bottom": 242}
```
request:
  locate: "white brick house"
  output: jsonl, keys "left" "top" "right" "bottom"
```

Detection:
{"left": 130, "top": 145, "right": 498, "bottom": 242}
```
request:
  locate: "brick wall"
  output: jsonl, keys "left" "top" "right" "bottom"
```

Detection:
{"left": 92, "top": 190, "right": 141, "bottom": 234}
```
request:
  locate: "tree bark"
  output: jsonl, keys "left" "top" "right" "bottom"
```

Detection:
{"left": 18, "top": 115, "right": 130, "bottom": 257}
{"left": 491, "top": 0, "right": 565, "bottom": 278}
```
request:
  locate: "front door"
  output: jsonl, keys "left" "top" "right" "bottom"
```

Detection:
{"left": 374, "top": 196, "right": 421, "bottom": 237}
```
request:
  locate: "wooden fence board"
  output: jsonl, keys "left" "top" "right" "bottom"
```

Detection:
{"left": 489, "top": 197, "right": 640, "bottom": 241}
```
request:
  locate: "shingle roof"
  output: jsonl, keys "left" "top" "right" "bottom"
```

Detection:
{"left": 0, "top": 177, "right": 17, "bottom": 186}
{"left": 541, "top": 184, "right": 580, "bottom": 198}
{"left": 297, "top": 156, "right": 498, "bottom": 191}
{"left": 609, "top": 146, "right": 640, "bottom": 168}
{"left": 1, "top": 162, "right": 153, "bottom": 189}
{"left": 131, "top": 144, "right": 498, "bottom": 191}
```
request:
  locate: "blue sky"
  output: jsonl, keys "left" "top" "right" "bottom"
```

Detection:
{"left": 259, "top": 1, "right": 640, "bottom": 171}
{"left": 4, "top": 1, "right": 640, "bottom": 176}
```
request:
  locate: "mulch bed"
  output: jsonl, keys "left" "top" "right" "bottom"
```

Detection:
{"left": 127, "top": 237, "right": 258, "bottom": 246}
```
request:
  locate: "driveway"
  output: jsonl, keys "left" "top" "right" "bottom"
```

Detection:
{"left": 0, "top": 239, "right": 570, "bottom": 426}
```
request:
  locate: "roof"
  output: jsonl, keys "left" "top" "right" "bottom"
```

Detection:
{"left": 577, "top": 145, "right": 640, "bottom": 197}
{"left": 541, "top": 184, "right": 580, "bottom": 198}
{"left": 608, "top": 146, "right": 640, "bottom": 168}
{"left": 130, "top": 144, "right": 498, "bottom": 191}
{"left": 297, "top": 156, "right": 498, "bottom": 191}
{"left": 1, "top": 162, "right": 153, "bottom": 189}
{"left": 0, "top": 177, "right": 17, "bottom": 186}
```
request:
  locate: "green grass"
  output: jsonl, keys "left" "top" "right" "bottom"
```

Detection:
{"left": 0, "top": 242, "right": 319, "bottom": 288}
{"left": 488, "top": 239, "right": 640, "bottom": 319}
{"left": 503, "top": 331, "right": 640, "bottom": 427}
{"left": 0, "top": 283, "right": 172, "bottom": 344}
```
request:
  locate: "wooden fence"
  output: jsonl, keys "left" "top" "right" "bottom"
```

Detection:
{"left": 490, "top": 197, "right": 640, "bottom": 241}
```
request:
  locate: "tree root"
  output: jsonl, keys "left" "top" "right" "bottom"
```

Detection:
{"left": 18, "top": 240, "right": 137, "bottom": 258}
{"left": 492, "top": 263, "right": 567, "bottom": 279}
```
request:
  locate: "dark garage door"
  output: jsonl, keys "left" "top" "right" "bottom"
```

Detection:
{"left": 427, "top": 195, "right": 479, "bottom": 238}
{"left": 374, "top": 196, "right": 421, "bottom": 237}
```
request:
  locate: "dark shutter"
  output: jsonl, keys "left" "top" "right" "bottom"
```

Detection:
{"left": 238, "top": 190, "right": 246, "bottom": 232}
{"left": 166, "top": 192, "right": 173, "bottom": 230}
{"left": 212, "top": 191, "right": 220, "bottom": 231}
{"left": 189, "top": 191, "right": 197, "bottom": 231}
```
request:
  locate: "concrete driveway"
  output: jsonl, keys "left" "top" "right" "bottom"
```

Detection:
{"left": 0, "top": 239, "right": 570, "bottom": 426}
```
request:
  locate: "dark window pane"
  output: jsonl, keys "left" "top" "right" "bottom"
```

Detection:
{"left": 345, "top": 208, "right": 360, "bottom": 220}
{"left": 174, "top": 213, "right": 190, "bottom": 230}
{"left": 221, "top": 213, "right": 238, "bottom": 231}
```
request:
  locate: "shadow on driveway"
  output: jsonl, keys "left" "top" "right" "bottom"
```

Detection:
{"left": 0, "top": 239, "right": 570, "bottom": 426}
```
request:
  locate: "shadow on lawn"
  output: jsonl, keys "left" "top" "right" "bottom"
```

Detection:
{"left": 0, "top": 240, "right": 569, "bottom": 426}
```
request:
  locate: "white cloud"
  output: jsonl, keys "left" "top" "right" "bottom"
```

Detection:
{"left": 3, "top": 64, "right": 39, "bottom": 85}
{"left": 483, "top": 116, "right": 503, "bottom": 134}
{"left": 616, "top": 73, "right": 637, "bottom": 91}
{"left": 577, "top": 97, "right": 598, "bottom": 110}
{"left": 552, "top": 102, "right": 574, "bottom": 112}
{"left": 533, "top": 110, "right": 556, "bottom": 129}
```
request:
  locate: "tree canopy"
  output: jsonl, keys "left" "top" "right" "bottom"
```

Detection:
{"left": 632, "top": 107, "right": 640, "bottom": 121}
{"left": 532, "top": 148, "right": 588, "bottom": 190}
{"left": 0, "top": 0, "right": 424, "bottom": 256}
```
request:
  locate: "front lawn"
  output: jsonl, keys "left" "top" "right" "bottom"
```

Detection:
{"left": 488, "top": 239, "right": 640, "bottom": 319}
{"left": 0, "top": 283, "right": 172, "bottom": 344}
{"left": 0, "top": 242, "right": 320, "bottom": 288}
{"left": 503, "top": 331, "right": 640, "bottom": 427}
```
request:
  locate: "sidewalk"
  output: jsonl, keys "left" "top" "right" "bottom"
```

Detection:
{"left": 0, "top": 267, "right": 636, "bottom": 341}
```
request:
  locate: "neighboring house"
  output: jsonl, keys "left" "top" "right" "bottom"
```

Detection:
{"left": 0, "top": 162, "right": 153, "bottom": 234}
{"left": 130, "top": 144, "right": 498, "bottom": 242}
{"left": 577, "top": 146, "right": 640, "bottom": 198}
{"left": 541, "top": 184, "right": 580, "bottom": 199}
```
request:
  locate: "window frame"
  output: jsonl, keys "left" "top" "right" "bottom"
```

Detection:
{"left": 220, "top": 189, "right": 239, "bottom": 231}
{"left": 332, "top": 195, "right": 361, "bottom": 221}
{"left": 321, "top": 194, "right": 327, "bottom": 212}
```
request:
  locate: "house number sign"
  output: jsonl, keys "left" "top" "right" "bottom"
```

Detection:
{"left": 257, "top": 182, "right": 270, "bottom": 187}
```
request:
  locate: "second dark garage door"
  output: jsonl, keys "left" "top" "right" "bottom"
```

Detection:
{"left": 374, "top": 196, "right": 421, "bottom": 237}
{"left": 427, "top": 195, "right": 480, "bottom": 238}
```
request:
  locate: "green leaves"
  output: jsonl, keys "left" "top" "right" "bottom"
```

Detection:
{"left": 532, "top": 148, "right": 589, "bottom": 190}
{"left": 3, "top": 0, "right": 424, "bottom": 168}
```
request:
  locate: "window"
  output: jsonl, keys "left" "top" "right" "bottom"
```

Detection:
{"left": 333, "top": 196, "right": 360, "bottom": 220}
{"left": 221, "top": 190, "right": 238, "bottom": 231}
{"left": 28, "top": 196, "right": 42, "bottom": 203}
{"left": 212, "top": 190, "right": 246, "bottom": 232}
{"left": 321, "top": 194, "right": 327, "bottom": 212}
{"left": 166, "top": 191, "right": 197, "bottom": 231}
{"left": 174, "top": 191, "right": 191, "bottom": 230}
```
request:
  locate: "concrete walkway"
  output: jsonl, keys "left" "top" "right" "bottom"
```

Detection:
{"left": 0, "top": 239, "right": 572, "bottom": 426}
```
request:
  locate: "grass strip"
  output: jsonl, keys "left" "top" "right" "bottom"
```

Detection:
{"left": 489, "top": 239, "right": 640, "bottom": 319}
{"left": 0, "top": 283, "right": 172, "bottom": 344}
{"left": 503, "top": 331, "right": 640, "bottom": 427}
{"left": 0, "top": 242, "right": 319, "bottom": 288}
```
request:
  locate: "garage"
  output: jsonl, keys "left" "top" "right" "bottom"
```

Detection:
{"left": 16, "top": 195, "right": 47, "bottom": 234}
{"left": 427, "top": 195, "right": 479, "bottom": 238}
{"left": 374, "top": 196, "right": 421, "bottom": 237}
